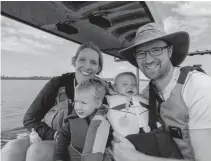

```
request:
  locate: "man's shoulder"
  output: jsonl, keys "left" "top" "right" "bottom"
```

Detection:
{"left": 181, "top": 69, "right": 211, "bottom": 108}
{"left": 183, "top": 70, "right": 211, "bottom": 89}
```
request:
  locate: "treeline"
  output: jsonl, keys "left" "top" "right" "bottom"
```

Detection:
{"left": 1, "top": 76, "right": 113, "bottom": 81}
{"left": 1, "top": 76, "right": 52, "bottom": 80}
{"left": 1, "top": 77, "right": 148, "bottom": 82}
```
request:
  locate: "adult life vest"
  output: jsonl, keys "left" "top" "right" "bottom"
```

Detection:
{"left": 43, "top": 86, "right": 69, "bottom": 131}
{"left": 158, "top": 66, "right": 205, "bottom": 161}
{"left": 65, "top": 111, "right": 110, "bottom": 161}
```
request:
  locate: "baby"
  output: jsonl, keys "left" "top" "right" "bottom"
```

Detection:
{"left": 106, "top": 72, "right": 150, "bottom": 136}
{"left": 114, "top": 71, "right": 139, "bottom": 96}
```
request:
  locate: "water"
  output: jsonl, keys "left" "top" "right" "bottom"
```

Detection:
{"left": 1, "top": 80, "right": 48, "bottom": 131}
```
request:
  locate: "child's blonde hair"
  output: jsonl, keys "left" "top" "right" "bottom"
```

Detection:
{"left": 75, "top": 78, "right": 107, "bottom": 102}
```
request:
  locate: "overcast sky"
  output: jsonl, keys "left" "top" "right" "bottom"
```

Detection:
{"left": 1, "top": 1, "right": 211, "bottom": 78}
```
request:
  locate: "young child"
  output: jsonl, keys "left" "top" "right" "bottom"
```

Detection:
{"left": 106, "top": 72, "right": 151, "bottom": 136}
{"left": 54, "top": 78, "right": 109, "bottom": 161}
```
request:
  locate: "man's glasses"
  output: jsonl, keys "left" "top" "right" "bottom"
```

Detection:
{"left": 134, "top": 46, "right": 169, "bottom": 59}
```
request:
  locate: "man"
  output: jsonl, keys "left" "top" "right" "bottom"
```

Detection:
{"left": 111, "top": 23, "right": 211, "bottom": 161}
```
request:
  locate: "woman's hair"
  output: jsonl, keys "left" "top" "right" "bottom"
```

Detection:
{"left": 114, "top": 72, "right": 137, "bottom": 85}
{"left": 75, "top": 78, "right": 107, "bottom": 102}
{"left": 72, "top": 42, "right": 103, "bottom": 75}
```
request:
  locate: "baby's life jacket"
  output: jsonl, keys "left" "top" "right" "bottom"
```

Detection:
{"left": 106, "top": 95, "right": 150, "bottom": 136}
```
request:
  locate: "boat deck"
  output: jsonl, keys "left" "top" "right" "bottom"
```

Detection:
{"left": 1, "top": 127, "right": 29, "bottom": 148}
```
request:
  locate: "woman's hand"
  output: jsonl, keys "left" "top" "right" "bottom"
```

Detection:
{"left": 110, "top": 132, "right": 143, "bottom": 161}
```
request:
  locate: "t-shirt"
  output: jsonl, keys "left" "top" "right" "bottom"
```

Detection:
{"left": 159, "top": 67, "right": 211, "bottom": 129}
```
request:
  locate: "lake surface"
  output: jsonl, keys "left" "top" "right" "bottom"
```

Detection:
{"left": 1, "top": 80, "right": 48, "bottom": 131}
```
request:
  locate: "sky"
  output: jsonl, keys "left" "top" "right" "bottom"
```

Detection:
{"left": 1, "top": 1, "right": 211, "bottom": 78}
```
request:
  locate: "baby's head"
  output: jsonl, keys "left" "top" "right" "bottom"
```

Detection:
{"left": 74, "top": 78, "right": 106, "bottom": 118}
{"left": 114, "top": 72, "right": 138, "bottom": 97}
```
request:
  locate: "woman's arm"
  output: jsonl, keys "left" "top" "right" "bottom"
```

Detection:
{"left": 23, "top": 76, "right": 63, "bottom": 140}
{"left": 55, "top": 122, "right": 71, "bottom": 161}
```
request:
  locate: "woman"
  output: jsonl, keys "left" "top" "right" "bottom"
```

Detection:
{"left": 2, "top": 42, "right": 104, "bottom": 161}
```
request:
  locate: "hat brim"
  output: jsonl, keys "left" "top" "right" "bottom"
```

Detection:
{"left": 119, "top": 31, "right": 190, "bottom": 67}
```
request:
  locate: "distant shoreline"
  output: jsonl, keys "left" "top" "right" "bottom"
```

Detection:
{"left": 1, "top": 77, "right": 114, "bottom": 81}
{"left": 1, "top": 76, "right": 52, "bottom": 80}
{"left": 1, "top": 77, "right": 148, "bottom": 82}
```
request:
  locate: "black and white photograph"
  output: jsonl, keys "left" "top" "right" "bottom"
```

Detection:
{"left": 1, "top": 1, "right": 211, "bottom": 161}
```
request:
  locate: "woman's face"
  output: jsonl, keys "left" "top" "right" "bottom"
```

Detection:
{"left": 74, "top": 48, "right": 100, "bottom": 83}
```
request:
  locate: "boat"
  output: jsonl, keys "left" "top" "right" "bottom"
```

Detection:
{"left": 1, "top": 1, "right": 210, "bottom": 148}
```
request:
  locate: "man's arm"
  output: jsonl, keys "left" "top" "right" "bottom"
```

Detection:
{"left": 111, "top": 132, "right": 187, "bottom": 161}
{"left": 182, "top": 72, "right": 211, "bottom": 161}
{"left": 124, "top": 128, "right": 211, "bottom": 161}
{"left": 190, "top": 129, "right": 211, "bottom": 161}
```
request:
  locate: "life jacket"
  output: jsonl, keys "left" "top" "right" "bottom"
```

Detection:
{"left": 157, "top": 66, "right": 205, "bottom": 161}
{"left": 42, "top": 73, "right": 76, "bottom": 131}
{"left": 65, "top": 109, "right": 110, "bottom": 161}
{"left": 106, "top": 95, "right": 150, "bottom": 136}
{"left": 43, "top": 86, "right": 69, "bottom": 131}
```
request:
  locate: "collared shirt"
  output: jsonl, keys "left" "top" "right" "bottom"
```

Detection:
{"left": 159, "top": 67, "right": 211, "bottom": 129}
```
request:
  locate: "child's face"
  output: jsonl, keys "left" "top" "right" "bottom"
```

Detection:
{"left": 74, "top": 88, "right": 100, "bottom": 118}
{"left": 115, "top": 75, "right": 138, "bottom": 97}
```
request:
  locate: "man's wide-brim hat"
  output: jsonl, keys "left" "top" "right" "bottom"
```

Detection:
{"left": 119, "top": 23, "right": 190, "bottom": 67}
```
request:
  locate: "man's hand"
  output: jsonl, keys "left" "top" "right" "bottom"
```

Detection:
{"left": 110, "top": 132, "right": 144, "bottom": 161}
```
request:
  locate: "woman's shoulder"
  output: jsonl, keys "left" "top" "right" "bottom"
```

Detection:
{"left": 47, "top": 72, "right": 75, "bottom": 87}
{"left": 61, "top": 72, "right": 75, "bottom": 80}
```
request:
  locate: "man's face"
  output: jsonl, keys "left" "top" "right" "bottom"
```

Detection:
{"left": 74, "top": 88, "right": 100, "bottom": 118}
{"left": 135, "top": 40, "right": 172, "bottom": 80}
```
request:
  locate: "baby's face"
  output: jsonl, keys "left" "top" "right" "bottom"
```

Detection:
{"left": 115, "top": 75, "right": 138, "bottom": 97}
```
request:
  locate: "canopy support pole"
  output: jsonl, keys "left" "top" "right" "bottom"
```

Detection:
{"left": 136, "top": 67, "right": 139, "bottom": 93}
